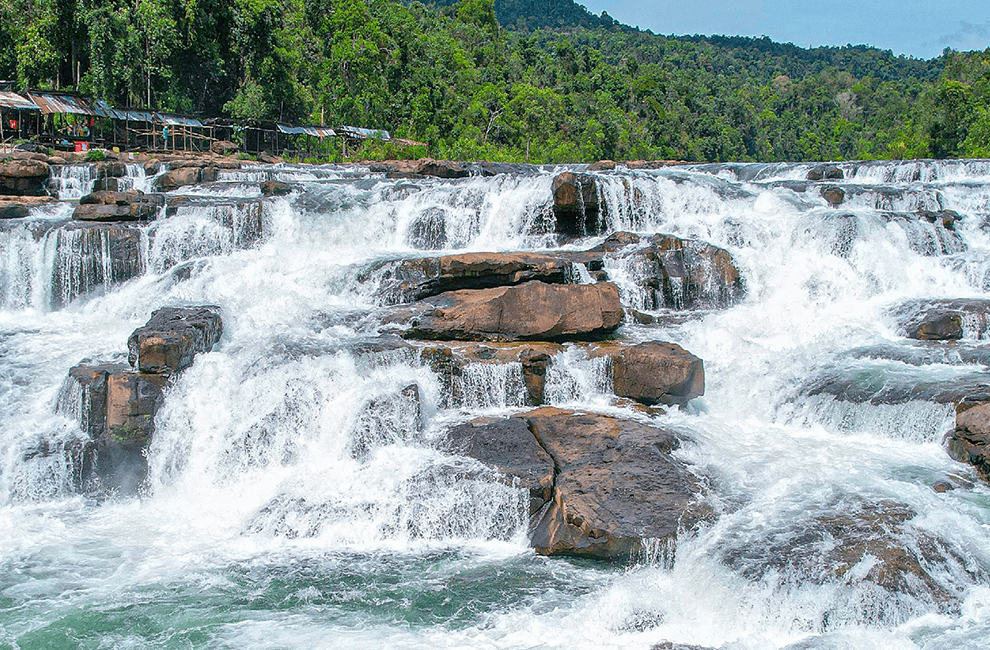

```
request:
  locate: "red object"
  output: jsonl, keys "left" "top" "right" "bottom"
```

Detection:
{"left": 8, "top": 119, "right": 15, "bottom": 129}
{"left": 74, "top": 141, "right": 89, "bottom": 152}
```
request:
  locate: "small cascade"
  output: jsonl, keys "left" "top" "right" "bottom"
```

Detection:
{"left": 544, "top": 348, "right": 612, "bottom": 404}
{"left": 49, "top": 164, "right": 95, "bottom": 200}
{"left": 453, "top": 362, "right": 528, "bottom": 410}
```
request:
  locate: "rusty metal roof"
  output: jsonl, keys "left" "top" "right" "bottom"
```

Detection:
{"left": 27, "top": 92, "right": 98, "bottom": 116}
{"left": 0, "top": 91, "right": 41, "bottom": 111}
{"left": 277, "top": 123, "right": 337, "bottom": 138}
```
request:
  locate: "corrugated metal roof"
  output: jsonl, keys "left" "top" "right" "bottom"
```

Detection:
{"left": 0, "top": 91, "right": 41, "bottom": 111}
{"left": 90, "top": 99, "right": 128, "bottom": 120}
{"left": 118, "top": 109, "right": 155, "bottom": 122}
{"left": 338, "top": 125, "right": 390, "bottom": 141}
{"left": 277, "top": 123, "right": 337, "bottom": 137}
{"left": 27, "top": 92, "right": 98, "bottom": 116}
{"left": 156, "top": 113, "right": 203, "bottom": 127}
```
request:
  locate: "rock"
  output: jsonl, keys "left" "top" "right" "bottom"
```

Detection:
{"left": 0, "top": 159, "right": 51, "bottom": 196}
{"left": 589, "top": 341, "right": 705, "bottom": 405}
{"left": 92, "top": 161, "right": 127, "bottom": 178}
{"left": 807, "top": 164, "right": 844, "bottom": 181}
{"left": 579, "top": 232, "right": 744, "bottom": 309}
{"left": 551, "top": 172, "right": 602, "bottom": 237}
{"left": 947, "top": 400, "right": 990, "bottom": 479}
{"left": 260, "top": 179, "right": 293, "bottom": 196}
{"left": 415, "top": 341, "right": 562, "bottom": 406}
{"left": 101, "top": 369, "right": 170, "bottom": 492}
{"left": 371, "top": 158, "right": 469, "bottom": 179}
{"left": 257, "top": 151, "right": 282, "bottom": 164}
{"left": 446, "top": 417, "right": 555, "bottom": 515}
{"left": 588, "top": 160, "right": 616, "bottom": 171}
{"left": 211, "top": 140, "right": 239, "bottom": 155}
{"left": 0, "top": 202, "right": 30, "bottom": 219}
{"left": 127, "top": 305, "right": 224, "bottom": 373}
{"left": 895, "top": 299, "right": 990, "bottom": 340}
{"left": 350, "top": 384, "right": 423, "bottom": 460}
{"left": 524, "top": 408, "right": 698, "bottom": 559}
{"left": 91, "top": 177, "right": 121, "bottom": 192}
{"left": 396, "top": 280, "right": 623, "bottom": 341}
{"left": 624, "top": 160, "right": 685, "bottom": 170}
{"left": 155, "top": 166, "right": 219, "bottom": 190}
{"left": 822, "top": 185, "right": 845, "bottom": 206}
{"left": 721, "top": 497, "right": 967, "bottom": 614}
{"left": 74, "top": 191, "right": 166, "bottom": 222}
{"left": 363, "top": 252, "right": 577, "bottom": 304}
{"left": 50, "top": 223, "right": 144, "bottom": 308}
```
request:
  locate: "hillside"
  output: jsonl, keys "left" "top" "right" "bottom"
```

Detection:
{"left": 0, "top": 0, "right": 987, "bottom": 162}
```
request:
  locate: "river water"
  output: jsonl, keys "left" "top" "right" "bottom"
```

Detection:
{"left": 2, "top": 159, "right": 990, "bottom": 649}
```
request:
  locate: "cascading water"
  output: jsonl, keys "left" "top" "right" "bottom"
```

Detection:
{"left": 2, "top": 159, "right": 990, "bottom": 649}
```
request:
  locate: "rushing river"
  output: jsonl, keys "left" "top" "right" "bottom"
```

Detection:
{"left": 3, "top": 159, "right": 990, "bottom": 649}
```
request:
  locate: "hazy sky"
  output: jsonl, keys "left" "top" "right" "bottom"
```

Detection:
{"left": 580, "top": 0, "right": 990, "bottom": 59}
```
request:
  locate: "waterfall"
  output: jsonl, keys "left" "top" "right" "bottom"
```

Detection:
{"left": 3, "top": 159, "right": 990, "bottom": 649}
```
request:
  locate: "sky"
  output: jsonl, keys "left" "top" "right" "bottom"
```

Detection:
{"left": 579, "top": 0, "right": 990, "bottom": 59}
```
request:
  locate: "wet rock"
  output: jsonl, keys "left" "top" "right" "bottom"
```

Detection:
{"left": 589, "top": 341, "right": 705, "bottom": 406}
{"left": 395, "top": 281, "right": 623, "bottom": 342}
{"left": 722, "top": 497, "right": 971, "bottom": 614}
{"left": 551, "top": 171, "right": 601, "bottom": 237}
{"left": 446, "top": 416, "right": 555, "bottom": 515}
{"left": 155, "top": 166, "right": 219, "bottom": 190}
{"left": 807, "top": 164, "right": 844, "bottom": 181}
{"left": 101, "top": 369, "right": 170, "bottom": 492}
{"left": 350, "top": 384, "right": 424, "bottom": 460}
{"left": 805, "top": 362, "right": 990, "bottom": 405}
{"left": 0, "top": 159, "right": 51, "bottom": 196}
{"left": 523, "top": 407, "right": 698, "bottom": 559}
{"left": 363, "top": 252, "right": 577, "bottom": 304}
{"left": 623, "top": 160, "right": 685, "bottom": 170}
{"left": 127, "top": 305, "right": 224, "bottom": 373}
{"left": 584, "top": 232, "right": 745, "bottom": 309}
{"left": 588, "top": 160, "right": 616, "bottom": 171}
{"left": 260, "top": 179, "right": 293, "bottom": 196}
{"left": 821, "top": 185, "right": 846, "bottom": 206}
{"left": 895, "top": 299, "right": 990, "bottom": 340}
{"left": 415, "top": 341, "right": 562, "bottom": 406}
{"left": 371, "top": 158, "right": 469, "bottom": 179}
{"left": 0, "top": 201, "right": 30, "bottom": 219}
{"left": 74, "top": 191, "right": 165, "bottom": 221}
{"left": 946, "top": 400, "right": 990, "bottom": 479}
{"left": 50, "top": 223, "right": 144, "bottom": 308}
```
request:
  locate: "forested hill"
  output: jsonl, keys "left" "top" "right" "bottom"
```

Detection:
{"left": 426, "top": 0, "right": 618, "bottom": 30}
{"left": 1, "top": 0, "right": 988, "bottom": 163}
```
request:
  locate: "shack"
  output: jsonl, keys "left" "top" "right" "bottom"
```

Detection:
{"left": 0, "top": 89, "right": 42, "bottom": 147}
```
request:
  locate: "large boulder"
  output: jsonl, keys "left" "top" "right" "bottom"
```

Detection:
{"left": 127, "top": 305, "right": 224, "bottom": 373}
{"left": 394, "top": 280, "right": 623, "bottom": 341}
{"left": 370, "top": 158, "right": 469, "bottom": 179}
{"left": 551, "top": 171, "right": 602, "bottom": 237}
{"left": 74, "top": 190, "right": 166, "bottom": 221}
{"left": 589, "top": 341, "right": 705, "bottom": 405}
{"left": 155, "top": 166, "right": 219, "bottom": 190}
{"left": 0, "top": 196, "right": 55, "bottom": 219}
{"left": 947, "top": 400, "right": 990, "bottom": 479}
{"left": 363, "top": 252, "right": 577, "bottom": 304}
{"left": 0, "top": 159, "right": 51, "bottom": 196}
{"left": 448, "top": 407, "right": 701, "bottom": 559}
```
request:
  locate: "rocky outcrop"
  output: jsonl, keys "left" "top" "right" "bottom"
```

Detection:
{"left": 364, "top": 252, "right": 577, "bottom": 304}
{"left": 74, "top": 191, "right": 166, "bottom": 221}
{"left": 393, "top": 280, "right": 623, "bottom": 341}
{"left": 807, "top": 164, "right": 844, "bottom": 181}
{"left": 947, "top": 400, "right": 990, "bottom": 479}
{"left": 588, "top": 341, "right": 704, "bottom": 406}
{"left": 370, "top": 158, "right": 470, "bottom": 179}
{"left": 127, "top": 305, "right": 224, "bottom": 373}
{"left": 551, "top": 171, "right": 602, "bottom": 237}
{"left": 0, "top": 159, "right": 51, "bottom": 196}
{"left": 65, "top": 306, "right": 224, "bottom": 493}
{"left": 50, "top": 223, "right": 144, "bottom": 309}
{"left": 821, "top": 185, "right": 845, "bottom": 206}
{"left": 448, "top": 407, "right": 701, "bottom": 560}
{"left": 894, "top": 299, "right": 990, "bottom": 340}
{"left": 0, "top": 195, "right": 56, "bottom": 219}
{"left": 260, "top": 179, "right": 293, "bottom": 196}
{"left": 155, "top": 166, "right": 220, "bottom": 190}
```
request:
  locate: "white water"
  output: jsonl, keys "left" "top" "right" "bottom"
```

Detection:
{"left": 3, "top": 160, "right": 990, "bottom": 649}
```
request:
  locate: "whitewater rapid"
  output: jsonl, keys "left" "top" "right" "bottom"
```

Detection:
{"left": 2, "top": 159, "right": 990, "bottom": 649}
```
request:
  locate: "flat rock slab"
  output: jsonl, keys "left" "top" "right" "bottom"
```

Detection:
{"left": 364, "top": 252, "right": 577, "bottom": 304}
{"left": 395, "top": 280, "right": 623, "bottom": 341}
{"left": 75, "top": 191, "right": 165, "bottom": 221}
{"left": 127, "top": 305, "right": 224, "bottom": 373}
{"left": 0, "top": 159, "right": 50, "bottom": 196}
{"left": 447, "top": 407, "right": 700, "bottom": 560}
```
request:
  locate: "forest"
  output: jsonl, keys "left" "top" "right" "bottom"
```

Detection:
{"left": 1, "top": 0, "right": 989, "bottom": 163}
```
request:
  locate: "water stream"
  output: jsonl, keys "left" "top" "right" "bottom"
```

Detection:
{"left": 2, "top": 160, "right": 990, "bottom": 649}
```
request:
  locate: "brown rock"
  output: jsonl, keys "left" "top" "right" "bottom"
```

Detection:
{"left": 947, "top": 400, "right": 990, "bottom": 478}
{"left": 50, "top": 223, "right": 144, "bottom": 308}
{"left": 807, "top": 164, "right": 844, "bottom": 181}
{"left": 127, "top": 305, "right": 224, "bottom": 373}
{"left": 363, "top": 252, "right": 577, "bottom": 304}
{"left": 0, "top": 202, "right": 30, "bottom": 219}
{"left": 551, "top": 172, "right": 601, "bottom": 237}
{"left": 587, "top": 160, "right": 616, "bottom": 171}
{"left": 102, "top": 369, "right": 170, "bottom": 493}
{"left": 523, "top": 407, "right": 698, "bottom": 559}
{"left": 895, "top": 299, "right": 990, "bottom": 341}
{"left": 590, "top": 341, "right": 705, "bottom": 405}
{"left": 0, "top": 159, "right": 51, "bottom": 196}
{"left": 371, "top": 158, "right": 469, "bottom": 179}
{"left": 399, "top": 280, "right": 623, "bottom": 341}
{"left": 74, "top": 191, "right": 165, "bottom": 221}
{"left": 155, "top": 166, "right": 219, "bottom": 190}
{"left": 260, "top": 179, "right": 293, "bottom": 196}
{"left": 822, "top": 185, "right": 846, "bottom": 206}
